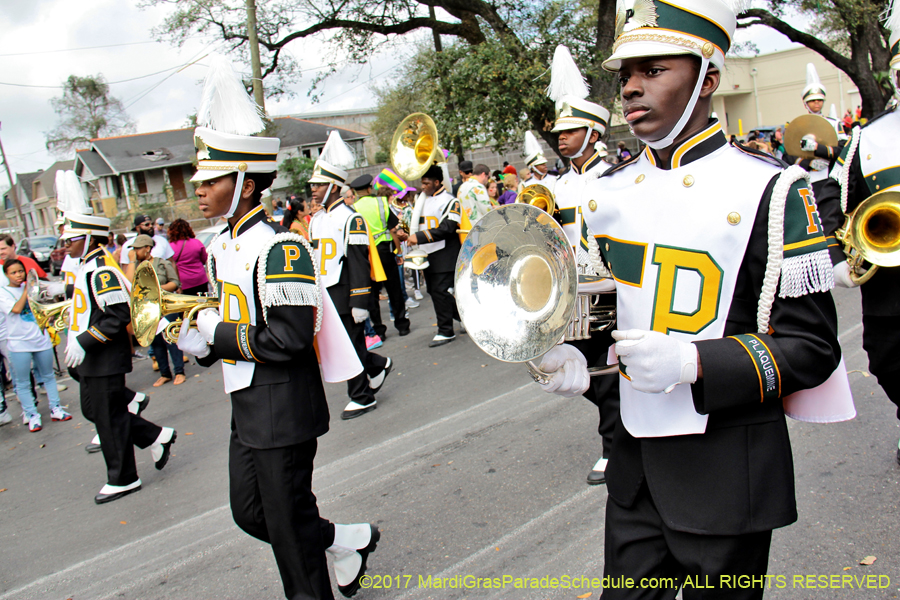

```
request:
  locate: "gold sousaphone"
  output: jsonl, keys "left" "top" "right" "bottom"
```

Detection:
{"left": 390, "top": 113, "right": 446, "bottom": 182}
{"left": 454, "top": 202, "right": 617, "bottom": 384}
{"left": 835, "top": 189, "right": 900, "bottom": 284}
{"left": 516, "top": 184, "right": 559, "bottom": 221}
{"left": 784, "top": 114, "right": 838, "bottom": 159}
{"left": 26, "top": 270, "right": 70, "bottom": 333}
{"left": 131, "top": 261, "right": 218, "bottom": 346}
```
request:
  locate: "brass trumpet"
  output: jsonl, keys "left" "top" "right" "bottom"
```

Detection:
{"left": 131, "top": 261, "right": 219, "bottom": 346}
{"left": 26, "top": 271, "right": 70, "bottom": 333}
{"left": 835, "top": 189, "right": 900, "bottom": 285}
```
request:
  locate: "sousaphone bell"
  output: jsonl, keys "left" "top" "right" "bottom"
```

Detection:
{"left": 454, "top": 203, "right": 616, "bottom": 383}
{"left": 131, "top": 260, "right": 219, "bottom": 346}
{"left": 390, "top": 113, "right": 446, "bottom": 182}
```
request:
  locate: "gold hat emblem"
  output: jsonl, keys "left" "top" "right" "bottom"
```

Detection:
{"left": 616, "top": 0, "right": 659, "bottom": 39}
{"left": 194, "top": 135, "right": 210, "bottom": 161}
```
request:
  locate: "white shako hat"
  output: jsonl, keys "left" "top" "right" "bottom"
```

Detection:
{"left": 547, "top": 46, "right": 610, "bottom": 136}
{"left": 524, "top": 131, "right": 548, "bottom": 168}
{"left": 57, "top": 170, "right": 110, "bottom": 241}
{"left": 308, "top": 130, "right": 356, "bottom": 187}
{"left": 887, "top": 0, "right": 900, "bottom": 85}
{"left": 802, "top": 63, "right": 827, "bottom": 104}
{"left": 601, "top": 0, "right": 744, "bottom": 150}
{"left": 190, "top": 54, "right": 279, "bottom": 218}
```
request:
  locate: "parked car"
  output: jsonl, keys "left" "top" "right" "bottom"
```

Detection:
{"left": 17, "top": 236, "right": 57, "bottom": 271}
{"left": 50, "top": 238, "right": 68, "bottom": 276}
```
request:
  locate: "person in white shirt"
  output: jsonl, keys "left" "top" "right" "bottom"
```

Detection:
{"left": 0, "top": 259, "right": 71, "bottom": 432}
{"left": 118, "top": 214, "right": 173, "bottom": 265}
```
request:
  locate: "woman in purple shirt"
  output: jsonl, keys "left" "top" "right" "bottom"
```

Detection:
{"left": 167, "top": 219, "right": 209, "bottom": 295}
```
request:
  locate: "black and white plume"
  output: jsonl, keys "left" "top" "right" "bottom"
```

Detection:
{"left": 546, "top": 45, "right": 589, "bottom": 108}
{"left": 320, "top": 131, "right": 356, "bottom": 170}
{"left": 55, "top": 170, "right": 90, "bottom": 215}
{"left": 197, "top": 54, "right": 266, "bottom": 136}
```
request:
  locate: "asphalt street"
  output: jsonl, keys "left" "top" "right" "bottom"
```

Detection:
{"left": 0, "top": 287, "right": 897, "bottom": 600}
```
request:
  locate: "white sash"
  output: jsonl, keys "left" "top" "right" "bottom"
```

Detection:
{"left": 417, "top": 190, "right": 454, "bottom": 254}
{"left": 583, "top": 146, "right": 778, "bottom": 437}
{"left": 211, "top": 220, "right": 272, "bottom": 393}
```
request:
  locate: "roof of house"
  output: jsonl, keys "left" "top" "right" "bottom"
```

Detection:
{"left": 72, "top": 119, "right": 367, "bottom": 179}
{"left": 33, "top": 160, "right": 75, "bottom": 201}
{"left": 90, "top": 128, "right": 196, "bottom": 175}
{"left": 15, "top": 171, "right": 42, "bottom": 202}
{"left": 272, "top": 117, "right": 366, "bottom": 147}
{"left": 76, "top": 149, "right": 115, "bottom": 179}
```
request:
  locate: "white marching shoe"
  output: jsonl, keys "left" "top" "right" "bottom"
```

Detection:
{"left": 327, "top": 523, "right": 380, "bottom": 598}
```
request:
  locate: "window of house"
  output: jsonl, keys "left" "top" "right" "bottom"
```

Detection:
{"left": 133, "top": 171, "right": 148, "bottom": 194}
{"left": 303, "top": 149, "right": 311, "bottom": 158}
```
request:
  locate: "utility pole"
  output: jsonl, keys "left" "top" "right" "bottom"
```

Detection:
{"left": 0, "top": 130, "right": 29, "bottom": 237}
{"left": 246, "top": 0, "right": 265, "bottom": 112}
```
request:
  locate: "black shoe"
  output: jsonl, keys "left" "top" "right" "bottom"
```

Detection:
{"left": 154, "top": 430, "right": 177, "bottom": 470}
{"left": 341, "top": 401, "right": 377, "bottom": 420}
{"left": 338, "top": 525, "right": 381, "bottom": 598}
{"left": 586, "top": 469, "right": 606, "bottom": 485}
{"left": 95, "top": 484, "right": 142, "bottom": 504}
{"left": 85, "top": 443, "right": 102, "bottom": 454}
{"left": 368, "top": 358, "right": 392, "bottom": 394}
{"left": 398, "top": 328, "right": 411, "bottom": 337}
{"left": 428, "top": 334, "right": 456, "bottom": 348}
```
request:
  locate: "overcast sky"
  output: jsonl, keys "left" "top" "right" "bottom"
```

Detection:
{"left": 0, "top": 0, "right": 802, "bottom": 184}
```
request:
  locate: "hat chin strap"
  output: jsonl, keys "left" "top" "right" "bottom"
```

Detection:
{"left": 81, "top": 234, "right": 92, "bottom": 259}
{"left": 224, "top": 171, "right": 246, "bottom": 219}
{"left": 562, "top": 127, "right": 595, "bottom": 160}
{"left": 642, "top": 56, "right": 710, "bottom": 151}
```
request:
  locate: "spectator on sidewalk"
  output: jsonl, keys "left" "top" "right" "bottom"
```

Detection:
{"left": 167, "top": 219, "right": 209, "bottom": 296}
{"left": 0, "top": 259, "right": 71, "bottom": 431}
{"left": 119, "top": 215, "right": 173, "bottom": 266}
{"left": 0, "top": 236, "right": 47, "bottom": 279}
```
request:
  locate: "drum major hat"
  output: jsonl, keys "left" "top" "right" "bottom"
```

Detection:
{"left": 56, "top": 170, "right": 110, "bottom": 241}
{"left": 601, "top": 0, "right": 742, "bottom": 72}
{"left": 802, "top": 63, "right": 827, "bottom": 104}
{"left": 308, "top": 131, "right": 356, "bottom": 186}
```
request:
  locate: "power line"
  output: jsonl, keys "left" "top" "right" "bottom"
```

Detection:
{"left": 0, "top": 39, "right": 196, "bottom": 57}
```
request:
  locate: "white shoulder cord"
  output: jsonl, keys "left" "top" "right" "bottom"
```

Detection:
{"left": 839, "top": 125, "right": 861, "bottom": 214}
{"left": 757, "top": 165, "right": 810, "bottom": 334}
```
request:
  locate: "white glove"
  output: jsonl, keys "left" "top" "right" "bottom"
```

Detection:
{"left": 196, "top": 308, "right": 222, "bottom": 345}
{"left": 612, "top": 329, "right": 698, "bottom": 394}
{"left": 42, "top": 282, "right": 66, "bottom": 299}
{"left": 176, "top": 321, "right": 211, "bottom": 358}
{"left": 65, "top": 335, "right": 86, "bottom": 368}
{"left": 833, "top": 261, "right": 861, "bottom": 288}
{"left": 537, "top": 344, "right": 590, "bottom": 398}
{"left": 351, "top": 307, "right": 369, "bottom": 324}
{"left": 800, "top": 134, "right": 818, "bottom": 152}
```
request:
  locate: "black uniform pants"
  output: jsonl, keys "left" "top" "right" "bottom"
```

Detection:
{"left": 229, "top": 431, "right": 336, "bottom": 600}
{"left": 603, "top": 482, "right": 772, "bottom": 600}
{"left": 340, "top": 313, "right": 387, "bottom": 406}
{"left": 368, "top": 243, "right": 410, "bottom": 337}
{"left": 80, "top": 374, "right": 161, "bottom": 486}
{"left": 424, "top": 269, "right": 459, "bottom": 337}
{"left": 861, "top": 314, "right": 900, "bottom": 420}
{"left": 572, "top": 332, "right": 621, "bottom": 460}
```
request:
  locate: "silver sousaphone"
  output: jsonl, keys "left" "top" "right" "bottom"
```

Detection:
{"left": 454, "top": 203, "right": 617, "bottom": 383}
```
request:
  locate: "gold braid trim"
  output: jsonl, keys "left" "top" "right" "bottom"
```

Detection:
{"left": 613, "top": 32, "right": 702, "bottom": 54}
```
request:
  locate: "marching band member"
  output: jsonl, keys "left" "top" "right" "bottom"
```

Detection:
{"left": 826, "top": 0, "right": 900, "bottom": 466}
{"left": 521, "top": 131, "right": 558, "bottom": 190}
{"left": 545, "top": 44, "right": 620, "bottom": 486}
{"left": 54, "top": 172, "right": 150, "bottom": 454}
{"left": 541, "top": 1, "right": 842, "bottom": 594}
{"left": 176, "top": 55, "right": 379, "bottom": 599}
{"left": 787, "top": 63, "right": 846, "bottom": 185}
{"left": 309, "top": 133, "right": 392, "bottom": 420}
{"left": 407, "top": 164, "right": 464, "bottom": 347}
{"left": 59, "top": 169, "right": 174, "bottom": 504}
{"left": 349, "top": 173, "right": 410, "bottom": 338}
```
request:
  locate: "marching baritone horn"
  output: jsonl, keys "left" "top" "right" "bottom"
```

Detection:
{"left": 26, "top": 270, "right": 70, "bottom": 333}
{"left": 131, "top": 260, "right": 219, "bottom": 347}
{"left": 835, "top": 189, "right": 900, "bottom": 285}
{"left": 454, "top": 203, "right": 617, "bottom": 384}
